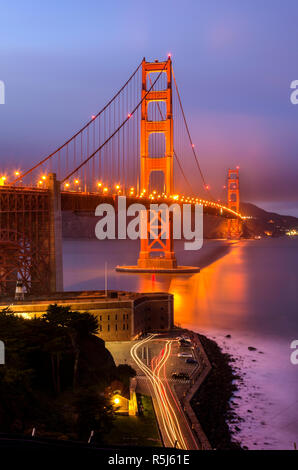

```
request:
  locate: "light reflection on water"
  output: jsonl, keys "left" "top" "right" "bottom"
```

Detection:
{"left": 64, "top": 236, "right": 298, "bottom": 448}
{"left": 63, "top": 237, "right": 298, "bottom": 340}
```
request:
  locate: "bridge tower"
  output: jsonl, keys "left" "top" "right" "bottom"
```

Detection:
{"left": 227, "top": 168, "right": 242, "bottom": 238}
{"left": 140, "top": 58, "right": 174, "bottom": 194}
{"left": 137, "top": 58, "right": 177, "bottom": 269}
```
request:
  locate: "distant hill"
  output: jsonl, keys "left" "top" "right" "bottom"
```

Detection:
{"left": 62, "top": 202, "right": 298, "bottom": 240}
{"left": 240, "top": 202, "right": 298, "bottom": 237}
{"left": 241, "top": 202, "right": 298, "bottom": 222}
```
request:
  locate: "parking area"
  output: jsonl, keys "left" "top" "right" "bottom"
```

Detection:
{"left": 106, "top": 333, "right": 200, "bottom": 383}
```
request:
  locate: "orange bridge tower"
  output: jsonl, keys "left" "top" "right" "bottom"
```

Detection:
{"left": 137, "top": 58, "right": 176, "bottom": 269}
{"left": 140, "top": 58, "right": 174, "bottom": 195}
{"left": 227, "top": 168, "right": 242, "bottom": 238}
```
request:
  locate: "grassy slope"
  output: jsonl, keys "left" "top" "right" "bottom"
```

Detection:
{"left": 104, "top": 395, "right": 162, "bottom": 447}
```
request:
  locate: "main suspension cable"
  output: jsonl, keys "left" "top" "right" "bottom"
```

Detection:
{"left": 62, "top": 60, "right": 169, "bottom": 183}
{"left": 147, "top": 74, "right": 195, "bottom": 194}
{"left": 11, "top": 60, "right": 143, "bottom": 185}
{"left": 172, "top": 65, "right": 215, "bottom": 200}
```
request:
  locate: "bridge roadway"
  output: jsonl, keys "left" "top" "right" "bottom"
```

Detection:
{"left": 0, "top": 185, "right": 241, "bottom": 218}
{"left": 60, "top": 190, "right": 239, "bottom": 218}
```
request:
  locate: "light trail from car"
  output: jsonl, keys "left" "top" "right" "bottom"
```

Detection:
{"left": 130, "top": 334, "right": 194, "bottom": 449}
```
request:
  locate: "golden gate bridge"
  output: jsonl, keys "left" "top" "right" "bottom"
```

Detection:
{"left": 0, "top": 56, "right": 242, "bottom": 295}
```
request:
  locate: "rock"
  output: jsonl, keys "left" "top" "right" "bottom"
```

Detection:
{"left": 248, "top": 346, "right": 257, "bottom": 351}
{"left": 225, "top": 334, "right": 231, "bottom": 339}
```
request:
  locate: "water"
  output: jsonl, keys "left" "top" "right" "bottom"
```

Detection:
{"left": 63, "top": 237, "right": 298, "bottom": 449}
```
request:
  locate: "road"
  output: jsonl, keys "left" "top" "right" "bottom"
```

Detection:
{"left": 130, "top": 334, "right": 199, "bottom": 450}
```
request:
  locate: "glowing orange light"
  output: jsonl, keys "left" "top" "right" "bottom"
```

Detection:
{"left": 91, "top": 115, "right": 96, "bottom": 120}
{"left": 103, "top": 187, "right": 108, "bottom": 192}
{"left": 75, "top": 179, "right": 79, "bottom": 184}
{"left": 65, "top": 183, "right": 70, "bottom": 188}
{"left": 114, "top": 397, "right": 120, "bottom": 405}
{"left": 97, "top": 182, "right": 102, "bottom": 187}
{"left": 15, "top": 171, "right": 20, "bottom": 176}
{"left": 42, "top": 175, "right": 46, "bottom": 180}
{"left": 127, "top": 113, "right": 131, "bottom": 118}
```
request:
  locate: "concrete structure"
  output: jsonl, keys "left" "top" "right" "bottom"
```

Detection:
{"left": 227, "top": 168, "right": 243, "bottom": 239}
{"left": 1, "top": 290, "right": 173, "bottom": 341}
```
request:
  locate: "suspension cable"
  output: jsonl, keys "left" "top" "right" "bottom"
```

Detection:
{"left": 11, "top": 60, "right": 143, "bottom": 185}
{"left": 147, "top": 74, "right": 195, "bottom": 194}
{"left": 172, "top": 65, "right": 215, "bottom": 200}
{"left": 62, "top": 60, "right": 169, "bottom": 183}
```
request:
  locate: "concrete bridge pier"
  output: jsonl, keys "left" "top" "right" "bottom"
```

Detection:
{"left": 47, "top": 173, "right": 63, "bottom": 292}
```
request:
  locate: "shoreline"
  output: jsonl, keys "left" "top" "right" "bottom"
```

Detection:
{"left": 190, "top": 332, "right": 243, "bottom": 450}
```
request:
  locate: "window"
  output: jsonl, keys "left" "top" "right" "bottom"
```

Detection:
{"left": 108, "top": 324, "right": 110, "bottom": 331}
{"left": 115, "top": 324, "right": 118, "bottom": 331}
{"left": 123, "top": 324, "right": 125, "bottom": 330}
{"left": 115, "top": 314, "right": 118, "bottom": 320}
{"left": 126, "top": 324, "right": 129, "bottom": 330}
{"left": 107, "top": 315, "right": 110, "bottom": 321}
{"left": 100, "top": 315, "right": 102, "bottom": 321}
{"left": 99, "top": 324, "right": 102, "bottom": 331}
{"left": 123, "top": 313, "right": 125, "bottom": 319}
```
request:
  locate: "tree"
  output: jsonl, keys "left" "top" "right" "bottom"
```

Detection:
{"left": 74, "top": 388, "right": 114, "bottom": 441}
{"left": 43, "top": 305, "right": 99, "bottom": 390}
{"left": 115, "top": 364, "right": 136, "bottom": 387}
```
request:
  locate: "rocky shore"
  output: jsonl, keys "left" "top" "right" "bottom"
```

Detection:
{"left": 191, "top": 333, "right": 243, "bottom": 450}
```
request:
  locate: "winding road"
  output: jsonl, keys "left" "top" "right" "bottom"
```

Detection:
{"left": 130, "top": 334, "right": 199, "bottom": 450}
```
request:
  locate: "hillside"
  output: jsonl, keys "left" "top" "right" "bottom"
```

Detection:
{"left": 240, "top": 202, "right": 298, "bottom": 237}
{"left": 62, "top": 202, "right": 298, "bottom": 240}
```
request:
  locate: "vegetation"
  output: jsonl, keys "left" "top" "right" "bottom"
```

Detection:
{"left": 0, "top": 305, "right": 134, "bottom": 442}
{"left": 104, "top": 394, "right": 162, "bottom": 447}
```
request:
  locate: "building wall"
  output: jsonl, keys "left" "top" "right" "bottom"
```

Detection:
{"left": 93, "top": 307, "right": 132, "bottom": 341}
{"left": 1, "top": 292, "right": 173, "bottom": 341}
{"left": 133, "top": 293, "right": 174, "bottom": 337}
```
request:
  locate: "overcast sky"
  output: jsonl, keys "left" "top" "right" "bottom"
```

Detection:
{"left": 1, "top": 0, "right": 298, "bottom": 215}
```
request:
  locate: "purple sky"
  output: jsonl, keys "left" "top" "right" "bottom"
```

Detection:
{"left": 1, "top": 0, "right": 298, "bottom": 215}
